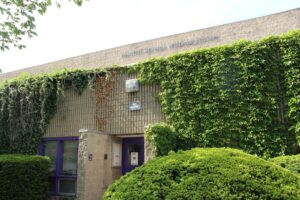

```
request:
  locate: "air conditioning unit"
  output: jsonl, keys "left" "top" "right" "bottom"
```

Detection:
{"left": 125, "top": 79, "right": 139, "bottom": 93}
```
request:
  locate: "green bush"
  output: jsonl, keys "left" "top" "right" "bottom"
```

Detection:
{"left": 103, "top": 148, "right": 300, "bottom": 200}
{"left": 145, "top": 123, "right": 178, "bottom": 156}
{"left": 0, "top": 154, "right": 50, "bottom": 200}
{"left": 270, "top": 154, "right": 300, "bottom": 174}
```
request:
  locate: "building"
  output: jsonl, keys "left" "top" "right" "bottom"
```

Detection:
{"left": 1, "top": 8, "right": 300, "bottom": 200}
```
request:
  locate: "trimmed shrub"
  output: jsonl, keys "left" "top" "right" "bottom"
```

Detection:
{"left": 0, "top": 154, "right": 50, "bottom": 200}
{"left": 145, "top": 123, "right": 178, "bottom": 156}
{"left": 103, "top": 148, "right": 300, "bottom": 200}
{"left": 270, "top": 154, "right": 300, "bottom": 174}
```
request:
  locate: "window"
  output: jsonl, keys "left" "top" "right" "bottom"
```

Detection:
{"left": 40, "top": 137, "right": 79, "bottom": 196}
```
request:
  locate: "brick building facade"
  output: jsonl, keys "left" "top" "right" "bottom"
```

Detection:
{"left": 1, "top": 8, "right": 300, "bottom": 200}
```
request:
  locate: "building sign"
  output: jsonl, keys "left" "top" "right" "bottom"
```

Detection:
{"left": 122, "top": 36, "right": 219, "bottom": 58}
{"left": 129, "top": 101, "right": 141, "bottom": 111}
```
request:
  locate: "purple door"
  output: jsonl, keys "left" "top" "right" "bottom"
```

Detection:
{"left": 122, "top": 137, "right": 144, "bottom": 175}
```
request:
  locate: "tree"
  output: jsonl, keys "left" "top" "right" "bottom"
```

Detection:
{"left": 0, "top": 0, "right": 85, "bottom": 51}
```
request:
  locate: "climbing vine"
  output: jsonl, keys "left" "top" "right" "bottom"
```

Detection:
{"left": 0, "top": 69, "right": 106, "bottom": 154}
{"left": 136, "top": 31, "right": 300, "bottom": 158}
{"left": 1, "top": 31, "right": 300, "bottom": 158}
{"left": 280, "top": 32, "right": 300, "bottom": 149}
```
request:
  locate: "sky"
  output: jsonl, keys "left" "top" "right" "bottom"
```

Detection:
{"left": 1, "top": 0, "right": 300, "bottom": 74}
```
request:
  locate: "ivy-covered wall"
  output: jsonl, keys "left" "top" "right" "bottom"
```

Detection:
{"left": 0, "top": 69, "right": 106, "bottom": 154}
{"left": 1, "top": 31, "right": 300, "bottom": 158}
{"left": 136, "top": 31, "right": 300, "bottom": 158}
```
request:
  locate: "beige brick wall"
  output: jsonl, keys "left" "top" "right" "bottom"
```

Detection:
{"left": 1, "top": 8, "right": 300, "bottom": 81}
{"left": 44, "top": 88, "right": 97, "bottom": 137}
{"left": 45, "top": 72, "right": 163, "bottom": 137}
{"left": 96, "top": 72, "right": 163, "bottom": 135}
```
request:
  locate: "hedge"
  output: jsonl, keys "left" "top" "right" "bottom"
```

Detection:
{"left": 103, "top": 148, "right": 300, "bottom": 200}
{"left": 270, "top": 154, "right": 300, "bottom": 174}
{"left": 0, "top": 154, "right": 50, "bottom": 200}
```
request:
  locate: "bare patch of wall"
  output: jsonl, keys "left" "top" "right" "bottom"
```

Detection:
{"left": 45, "top": 71, "right": 164, "bottom": 137}
{"left": 96, "top": 72, "right": 164, "bottom": 134}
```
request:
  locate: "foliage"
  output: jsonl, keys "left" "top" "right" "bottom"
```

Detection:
{"left": 270, "top": 154, "right": 300, "bottom": 174}
{"left": 0, "top": 0, "right": 86, "bottom": 51}
{"left": 136, "top": 31, "right": 300, "bottom": 158}
{"left": 145, "top": 123, "right": 178, "bottom": 156}
{"left": 1, "top": 31, "right": 300, "bottom": 158}
{"left": 280, "top": 32, "right": 300, "bottom": 147}
{"left": 103, "top": 148, "right": 300, "bottom": 200}
{"left": 0, "top": 154, "right": 50, "bottom": 200}
{"left": 0, "top": 69, "right": 106, "bottom": 154}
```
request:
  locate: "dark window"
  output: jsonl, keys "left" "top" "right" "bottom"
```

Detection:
{"left": 40, "top": 137, "right": 78, "bottom": 196}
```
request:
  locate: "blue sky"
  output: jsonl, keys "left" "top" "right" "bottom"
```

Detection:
{"left": 1, "top": 0, "right": 300, "bottom": 73}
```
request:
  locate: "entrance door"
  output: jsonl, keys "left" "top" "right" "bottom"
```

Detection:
{"left": 122, "top": 137, "right": 144, "bottom": 175}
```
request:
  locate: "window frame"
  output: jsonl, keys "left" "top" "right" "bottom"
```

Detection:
{"left": 40, "top": 137, "right": 79, "bottom": 196}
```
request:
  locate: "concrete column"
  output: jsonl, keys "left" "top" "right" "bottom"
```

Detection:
{"left": 77, "top": 132, "right": 108, "bottom": 200}
{"left": 76, "top": 132, "right": 122, "bottom": 200}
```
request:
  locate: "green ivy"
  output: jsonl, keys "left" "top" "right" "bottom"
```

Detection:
{"left": 1, "top": 31, "right": 300, "bottom": 158}
{"left": 280, "top": 32, "right": 300, "bottom": 148}
{"left": 0, "top": 69, "right": 106, "bottom": 154}
{"left": 136, "top": 31, "right": 300, "bottom": 158}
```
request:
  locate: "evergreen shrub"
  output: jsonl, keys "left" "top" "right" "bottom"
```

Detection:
{"left": 103, "top": 148, "right": 300, "bottom": 200}
{"left": 145, "top": 123, "right": 178, "bottom": 156}
{"left": 0, "top": 154, "right": 50, "bottom": 200}
{"left": 271, "top": 154, "right": 300, "bottom": 174}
